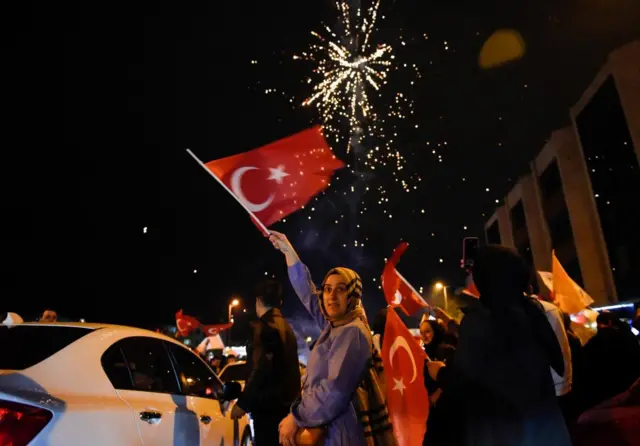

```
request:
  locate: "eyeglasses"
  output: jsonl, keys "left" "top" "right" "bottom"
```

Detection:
{"left": 322, "top": 284, "right": 348, "bottom": 295}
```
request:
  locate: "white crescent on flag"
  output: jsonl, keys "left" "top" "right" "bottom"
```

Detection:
{"left": 389, "top": 335, "right": 418, "bottom": 384}
{"left": 392, "top": 290, "right": 403, "bottom": 305}
{"left": 230, "top": 166, "right": 275, "bottom": 212}
{"left": 176, "top": 319, "right": 189, "bottom": 333}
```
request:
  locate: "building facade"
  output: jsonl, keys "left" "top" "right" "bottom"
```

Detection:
{"left": 484, "top": 41, "right": 640, "bottom": 306}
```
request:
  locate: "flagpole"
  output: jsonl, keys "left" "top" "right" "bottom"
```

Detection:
{"left": 185, "top": 148, "right": 270, "bottom": 235}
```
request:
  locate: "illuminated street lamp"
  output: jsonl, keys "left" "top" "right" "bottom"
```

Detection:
{"left": 434, "top": 282, "right": 448, "bottom": 311}
{"left": 226, "top": 298, "right": 241, "bottom": 347}
{"left": 228, "top": 298, "right": 240, "bottom": 323}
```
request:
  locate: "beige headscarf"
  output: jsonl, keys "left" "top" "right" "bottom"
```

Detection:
{"left": 320, "top": 266, "right": 367, "bottom": 328}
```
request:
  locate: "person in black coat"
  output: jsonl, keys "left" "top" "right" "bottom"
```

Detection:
{"left": 231, "top": 280, "right": 301, "bottom": 445}
{"left": 421, "top": 317, "right": 456, "bottom": 445}
{"left": 427, "top": 245, "right": 571, "bottom": 446}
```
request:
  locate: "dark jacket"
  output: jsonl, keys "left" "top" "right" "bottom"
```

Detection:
{"left": 236, "top": 308, "right": 301, "bottom": 415}
{"left": 433, "top": 300, "right": 570, "bottom": 446}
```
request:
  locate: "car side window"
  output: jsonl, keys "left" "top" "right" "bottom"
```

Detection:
{"left": 101, "top": 343, "right": 134, "bottom": 390}
{"left": 108, "top": 337, "right": 180, "bottom": 394}
{"left": 166, "top": 341, "right": 222, "bottom": 398}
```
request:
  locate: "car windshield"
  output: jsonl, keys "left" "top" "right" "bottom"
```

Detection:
{"left": 0, "top": 325, "right": 94, "bottom": 370}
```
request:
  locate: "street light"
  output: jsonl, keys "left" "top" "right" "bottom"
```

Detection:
{"left": 227, "top": 298, "right": 241, "bottom": 347}
{"left": 228, "top": 299, "right": 240, "bottom": 323}
{"left": 434, "top": 282, "right": 448, "bottom": 311}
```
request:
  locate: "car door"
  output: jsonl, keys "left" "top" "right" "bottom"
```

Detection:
{"left": 165, "top": 341, "right": 237, "bottom": 445}
{"left": 106, "top": 337, "right": 200, "bottom": 446}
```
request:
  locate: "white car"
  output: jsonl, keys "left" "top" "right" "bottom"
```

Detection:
{"left": 0, "top": 322, "right": 254, "bottom": 446}
{"left": 219, "top": 361, "right": 249, "bottom": 388}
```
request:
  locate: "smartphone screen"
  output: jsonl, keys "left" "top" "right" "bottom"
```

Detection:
{"left": 462, "top": 237, "right": 479, "bottom": 269}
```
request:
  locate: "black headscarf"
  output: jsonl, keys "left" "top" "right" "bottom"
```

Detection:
{"left": 472, "top": 245, "right": 530, "bottom": 308}
{"left": 472, "top": 245, "right": 564, "bottom": 376}
{"left": 421, "top": 319, "right": 446, "bottom": 360}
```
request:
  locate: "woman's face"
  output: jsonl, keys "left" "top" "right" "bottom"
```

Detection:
{"left": 322, "top": 274, "right": 349, "bottom": 318}
{"left": 420, "top": 321, "right": 434, "bottom": 345}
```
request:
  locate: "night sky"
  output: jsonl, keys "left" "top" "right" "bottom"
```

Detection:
{"left": 2, "top": 0, "right": 639, "bottom": 329}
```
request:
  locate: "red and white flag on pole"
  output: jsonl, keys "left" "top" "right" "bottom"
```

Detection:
{"left": 175, "top": 310, "right": 201, "bottom": 337}
{"left": 381, "top": 242, "right": 429, "bottom": 316}
{"left": 187, "top": 126, "right": 344, "bottom": 234}
{"left": 381, "top": 308, "right": 429, "bottom": 446}
{"left": 201, "top": 323, "right": 233, "bottom": 337}
{"left": 176, "top": 311, "right": 234, "bottom": 337}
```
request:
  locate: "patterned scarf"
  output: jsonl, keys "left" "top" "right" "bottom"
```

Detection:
{"left": 319, "top": 267, "right": 366, "bottom": 327}
{"left": 354, "top": 349, "right": 397, "bottom": 445}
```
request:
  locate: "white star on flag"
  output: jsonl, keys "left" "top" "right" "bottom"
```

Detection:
{"left": 267, "top": 165, "right": 289, "bottom": 184}
{"left": 392, "top": 377, "right": 406, "bottom": 396}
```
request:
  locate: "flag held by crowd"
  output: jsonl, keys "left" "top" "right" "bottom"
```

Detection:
{"left": 381, "top": 308, "right": 429, "bottom": 446}
{"left": 538, "top": 251, "right": 594, "bottom": 314}
{"left": 175, "top": 309, "right": 200, "bottom": 337}
{"left": 381, "top": 242, "right": 429, "bottom": 316}
{"left": 202, "top": 322, "right": 233, "bottom": 337}
{"left": 175, "top": 310, "right": 233, "bottom": 337}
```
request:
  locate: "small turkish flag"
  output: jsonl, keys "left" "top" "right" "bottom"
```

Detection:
{"left": 381, "top": 242, "right": 429, "bottom": 316}
{"left": 463, "top": 275, "right": 480, "bottom": 298}
{"left": 381, "top": 309, "right": 429, "bottom": 446}
{"left": 175, "top": 310, "right": 200, "bottom": 337}
{"left": 202, "top": 322, "right": 233, "bottom": 336}
{"left": 204, "top": 126, "right": 344, "bottom": 227}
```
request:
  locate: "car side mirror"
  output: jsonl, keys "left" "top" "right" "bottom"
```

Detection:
{"left": 221, "top": 381, "right": 242, "bottom": 401}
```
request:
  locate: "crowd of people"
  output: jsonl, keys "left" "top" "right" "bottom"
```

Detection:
{"left": 387, "top": 290, "right": 640, "bottom": 446}
{"left": 3, "top": 231, "right": 639, "bottom": 446}
{"left": 226, "top": 231, "right": 640, "bottom": 446}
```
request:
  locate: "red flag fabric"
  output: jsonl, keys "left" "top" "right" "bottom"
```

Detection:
{"left": 381, "top": 242, "right": 429, "bottom": 316}
{"left": 175, "top": 310, "right": 200, "bottom": 337}
{"left": 204, "top": 126, "right": 344, "bottom": 227}
{"left": 381, "top": 309, "right": 429, "bottom": 446}
{"left": 202, "top": 322, "right": 233, "bottom": 336}
{"left": 463, "top": 275, "right": 480, "bottom": 298}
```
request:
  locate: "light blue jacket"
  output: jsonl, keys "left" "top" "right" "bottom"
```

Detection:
{"left": 289, "top": 261, "right": 371, "bottom": 446}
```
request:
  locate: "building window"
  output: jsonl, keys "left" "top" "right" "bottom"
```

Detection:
{"left": 575, "top": 75, "right": 640, "bottom": 298}
{"left": 510, "top": 201, "right": 526, "bottom": 232}
{"left": 538, "top": 159, "right": 583, "bottom": 287}
{"left": 519, "top": 241, "right": 535, "bottom": 271}
{"left": 538, "top": 158, "right": 563, "bottom": 201}
{"left": 509, "top": 201, "right": 533, "bottom": 268}
{"left": 486, "top": 221, "right": 501, "bottom": 245}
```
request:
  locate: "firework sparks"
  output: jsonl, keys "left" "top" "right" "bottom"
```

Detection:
{"left": 297, "top": 0, "right": 389, "bottom": 136}
{"left": 294, "top": 0, "right": 420, "bottom": 185}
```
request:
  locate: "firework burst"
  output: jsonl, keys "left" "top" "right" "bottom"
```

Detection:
{"left": 295, "top": 0, "right": 419, "bottom": 181}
